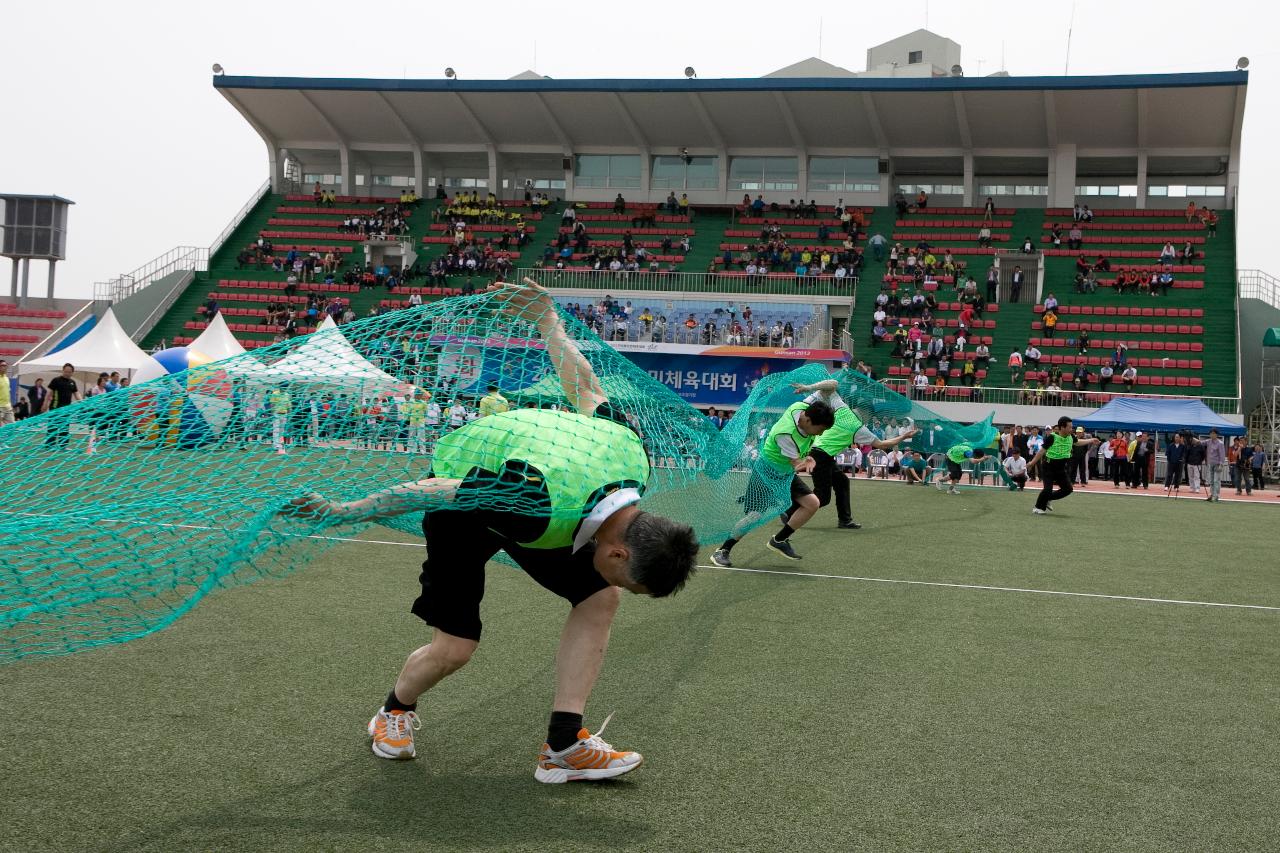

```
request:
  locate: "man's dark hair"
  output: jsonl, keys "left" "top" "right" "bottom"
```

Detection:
{"left": 803, "top": 400, "right": 835, "bottom": 428}
{"left": 62, "top": 363, "right": 74, "bottom": 371}
{"left": 624, "top": 511, "right": 698, "bottom": 598}
{"left": 1057, "top": 416, "right": 1073, "bottom": 428}
{"left": 487, "top": 384, "right": 499, "bottom": 393}
{"left": 971, "top": 448, "right": 987, "bottom": 459}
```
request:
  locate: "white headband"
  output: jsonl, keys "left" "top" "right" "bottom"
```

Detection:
{"left": 572, "top": 488, "right": 642, "bottom": 554}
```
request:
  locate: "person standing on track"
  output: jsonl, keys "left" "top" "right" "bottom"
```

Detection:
{"left": 780, "top": 377, "right": 918, "bottom": 530}
{"left": 1028, "top": 416, "right": 1100, "bottom": 514}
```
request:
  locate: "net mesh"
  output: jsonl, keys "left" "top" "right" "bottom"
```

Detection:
{"left": 0, "top": 284, "right": 995, "bottom": 662}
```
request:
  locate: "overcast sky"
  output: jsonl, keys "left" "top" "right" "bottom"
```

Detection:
{"left": 1, "top": 0, "right": 1275, "bottom": 300}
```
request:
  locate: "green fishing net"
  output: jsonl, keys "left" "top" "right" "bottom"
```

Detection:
{"left": 0, "top": 287, "right": 995, "bottom": 662}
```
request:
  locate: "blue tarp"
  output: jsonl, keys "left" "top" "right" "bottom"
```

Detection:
{"left": 1076, "top": 397, "right": 1245, "bottom": 436}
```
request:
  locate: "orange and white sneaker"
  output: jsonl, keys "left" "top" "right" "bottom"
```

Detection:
{"left": 367, "top": 707, "right": 421, "bottom": 760}
{"left": 534, "top": 713, "right": 643, "bottom": 784}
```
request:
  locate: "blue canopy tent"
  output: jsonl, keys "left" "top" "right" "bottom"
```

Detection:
{"left": 1076, "top": 397, "right": 1245, "bottom": 436}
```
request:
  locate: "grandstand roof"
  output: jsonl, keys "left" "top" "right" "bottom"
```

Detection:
{"left": 215, "top": 71, "right": 1246, "bottom": 157}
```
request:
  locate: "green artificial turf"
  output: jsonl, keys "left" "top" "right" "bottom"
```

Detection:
{"left": 3, "top": 482, "right": 1278, "bottom": 852}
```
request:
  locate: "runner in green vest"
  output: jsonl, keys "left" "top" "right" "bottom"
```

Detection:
{"left": 938, "top": 441, "right": 987, "bottom": 495}
{"left": 284, "top": 279, "right": 698, "bottom": 784}
{"left": 710, "top": 392, "right": 835, "bottom": 567}
{"left": 781, "top": 375, "right": 918, "bottom": 529}
{"left": 1027, "top": 415, "right": 1100, "bottom": 514}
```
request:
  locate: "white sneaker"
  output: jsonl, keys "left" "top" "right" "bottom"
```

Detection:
{"left": 535, "top": 714, "right": 643, "bottom": 784}
{"left": 367, "top": 707, "right": 421, "bottom": 760}
{"left": 1032, "top": 507, "right": 1047, "bottom": 515}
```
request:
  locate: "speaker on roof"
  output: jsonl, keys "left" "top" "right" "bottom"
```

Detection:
{"left": 562, "top": 157, "right": 573, "bottom": 171}
{"left": 878, "top": 160, "right": 889, "bottom": 174}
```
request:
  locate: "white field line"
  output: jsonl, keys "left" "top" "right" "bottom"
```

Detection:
{"left": 6, "top": 512, "right": 1277, "bottom": 613}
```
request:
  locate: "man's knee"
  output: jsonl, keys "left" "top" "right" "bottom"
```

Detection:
{"left": 430, "top": 631, "right": 479, "bottom": 673}
{"left": 799, "top": 493, "right": 820, "bottom": 511}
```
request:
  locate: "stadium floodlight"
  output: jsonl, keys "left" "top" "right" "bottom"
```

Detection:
{"left": 950, "top": 64, "right": 963, "bottom": 77}
{"left": 445, "top": 67, "right": 457, "bottom": 79}
{"left": 684, "top": 67, "right": 697, "bottom": 79}
{"left": 1236, "top": 57, "right": 1250, "bottom": 70}
{"left": 212, "top": 63, "right": 224, "bottom": 75}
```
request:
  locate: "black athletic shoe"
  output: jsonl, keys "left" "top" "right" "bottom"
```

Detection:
{"left": 709, "top": 549, "right": 733, "bottom": 568}
{"left": 838, "top": 521, "right": 862, "bottom": 530}
{"left": 766, "top": 537, "right": 801, "bottom": 561}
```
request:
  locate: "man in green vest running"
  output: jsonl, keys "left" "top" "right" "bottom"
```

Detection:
{"left": 285, "top": 279, "right": 697, "bottom": 784}
{"left": 782, "top": 376, "right": 918, "bottom": 529}
{"left": 709, "top": 390, "right": 836, "bottom": 566}
{"left": 268, "top": 385, "right": 292, "bottom": 454}
{"left": 1027, "top": 415, "right": 1100, "bottom": 514}
{"left": 938, "top": 441, "right": 987, "bottom": 495}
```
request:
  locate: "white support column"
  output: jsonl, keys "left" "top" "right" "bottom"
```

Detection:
{"left": 46, "top": 260, "right": 56, "bottom": 300}
{"left": 718, "top": 153, "right": 729, "bottom": 203}
{"left": 1051, "top": 144, "right": 1077, "bottom": 209}
{"left": 9, "top": 259, "right": 18, "bottom": 299}
{"left": 412, "top": 148, "right": 425, "bottom": 197}
{"left": 268, "top": 142, "right": 283, "bottom": 192}
{"left": 1136, "top": 151, "right": 1148, "bottom": 210}
{"left": 487, "top": 146, "right": 501, "bottom": 196}
{"left": 797, "top": 155, "right": 808, "bottom": 200}
{"left": 339, "top": 145, "right": 351, "bottom": 196}
{"left": 962, "top": 152, "right": 975, "bottom": 207}
{"left": 639, "top": 154, "right": 651, "bottom": 200}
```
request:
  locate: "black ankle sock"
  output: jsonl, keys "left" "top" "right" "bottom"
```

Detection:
{"left": 774, "top": 523, "right": 795, "bottom": 542}
{"left": 547, "top": 711, "right": 584, "bottom": 751}
{"left": 720, "top": 538, "right": 738, "bottom": 553}
{"left": 385, "top": 688, "right": 416, "bottom": 713}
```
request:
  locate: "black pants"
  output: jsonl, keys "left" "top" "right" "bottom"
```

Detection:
{"left": 1112, "top": 459, "right": 1129, "bottom": 487}
{"left": 790, "top": 448, "right": 852, "bottom": 525}
{"left": 1035, "top": 458, "right": 1074, "bottom": 510}
{"left": 1073, "top": 454, "right": 1089, "bottom": 485}
{"left": 1129, "top": 456, "right": 1150, "bottom": 488}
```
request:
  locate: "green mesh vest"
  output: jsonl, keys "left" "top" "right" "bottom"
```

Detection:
{"left": 431, "top": 409, "right": 650, "bottom": 549}
{"left": 1046, "top": 433, "right": 1074, "bottom": 460}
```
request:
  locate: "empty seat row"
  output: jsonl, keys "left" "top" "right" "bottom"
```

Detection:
{"left": 1028, "top": 339, "right": 1204, "bottom": 353}
{"left": 903, "top": 207, "right": 1015, "bottom": 216}
{"left": 1034, "top": 305, "right": 1203, "bottom": 317}
{"left": 1041, "top": 220, "right": 1203, "bottom": 232}
{"left": 1042, "top": 235, "right": 1204, "bottom": 245}
{"left": 0, "top": 305, "right": 66, "bottom": 318}
{"left": 1031, "top": 321, "right": 1203, "bottom": 335}
{"left": 259, "top": 230, "right": 366, "bottom": 242}
{"left": 894, "top": 232, "right": 1011, "bottom": 242}
{"left": 216, "top": 280, "right": 359, "bottom": 293}
{"left": 1044, "top": 208, "right": 1206, "bottom": 218}
{"left": 573, "top": 213, "right": 691, "bottom": 224}
{"left": 895, "top": 219, "right": 1013, "bottom": 228}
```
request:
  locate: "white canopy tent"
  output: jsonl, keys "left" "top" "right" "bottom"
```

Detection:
{"left": 188, "top": 313, "right": 248, "bottom": 360}
{"left": 250, "top": 322, "right": 405, "bottom": 391}
{"left": 17, "top": 308, "right": 160, "bottom": 382}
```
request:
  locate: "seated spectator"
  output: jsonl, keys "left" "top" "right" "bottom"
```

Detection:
{"left": 1093, "top": 255, "right": 1112, "bottom": 272}
{"left": 973, "top": 343, "right": 991, "bottom": 369}
{"left": 1186, "top": 200, "right": 1198, "bottom": 223}
{"left": 1080, "top": 205, "right": 1093, "bottom": 222}
{"left": 201, "top": 297, "right": 219, "bottom": 321}
{"left": 1160, "top": 242, "right": 1176, "bottom": 265}
{"left": 1043, "top": 292, "right": 1059, "bottom": 313}
{"left": 916, "top": 190, "right": 929, "bottom": 209}
{"left": 1003, "top": 448, "right": 1028, "bottom": 490}
{"left": 977, "top": 225, "right": 992, "bottom": 248}
{"left": 613, "top": 193, "right": 626, "bottom": 214}
{"left": 1078, "top": 329, "right": 1091, "bottom": 354}
{"left": 1024, "top": 344, "right": 1042, "bottom": 369}
{"left": 1050, "top": 224, "right": 1063, "bottom": 248}
{"left": 1099, "top": 363, "right": 1114, "bottom": 389}
{"left": 903, "top": 450, "right": 929, "bottom": 485}
{"left": 1122, "top": 364, "right": 1138, "bottom": 390}
{"left": 1181, "top": 240, "right": 1197, "bottom": 263}
{"left": 1021, "top": 236, "right": 1035, "bottom": 253}
{"left": 1042, "top": 309, "right": 1058, "bottom": 338}
{"left": 1067, "top": 224, "right": 1083, "bottom": 251}
{"left": 1072, "top": 364, "right": 1089, "bottom": 390}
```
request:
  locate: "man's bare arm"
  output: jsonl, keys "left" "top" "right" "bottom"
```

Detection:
{"left": 281, "top": 478, "right": 462, "bottom": 524}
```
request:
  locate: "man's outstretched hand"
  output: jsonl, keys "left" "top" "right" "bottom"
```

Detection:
{"left": 280, "top": 493, "right": 341, "bottom": 523}
{"left": 488, "top": 277, "right": 558, "bottom": 328}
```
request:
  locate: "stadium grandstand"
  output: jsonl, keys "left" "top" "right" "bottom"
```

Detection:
{"left": 5, "top": 27, "right": 1266, "bottom": 444}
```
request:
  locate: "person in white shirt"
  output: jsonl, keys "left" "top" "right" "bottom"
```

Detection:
{"left": 1003, "top": 448, "right": 1028, "bottom": 490}
{"left": 447, "top": 401, "right": 467, "bottom": 430}
{"left": 912, "top": 371, "right": 929, "bottom": 399}
{"left": 408, "top": 292, "right": 423, "bottom": 307}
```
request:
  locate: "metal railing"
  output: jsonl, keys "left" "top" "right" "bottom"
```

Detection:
{"left": 519, "top": 267, "right": 858, "bottom": 300}
{"left": 92, "top": 246, "right": 209, "bottom": 304}
{"left": 1238, "top": 268, "right": 1280, "bottom": 309}
{"left": 92, "top": 180, "right": 272, "bottom": 305}
{"left": 210, "top": 179, "right": 272, "bottom": 258}
{"left": 877, "top": 379, "right": 1241, "bottom": 415}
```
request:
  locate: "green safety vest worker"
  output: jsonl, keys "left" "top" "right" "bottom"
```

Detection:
{"left": 430, "top": 408, "right": 649, "bottom": 550}
{"left": 806, "top": 392, "right": 867, "bottom": 457}
{"left": 761, "top": 402, "right": 820, "bottom": 469}
{"left": 404, "top": 400, "right": 428, "bottom": 426}
{"left": 1045, "top": 432, "right": 1074, "bottom": 460}
{"left": 947, "top": 443, "right": 975, "bottom": 465}
{"left": 268, "top": 390, "right": 291, "bottom": 415}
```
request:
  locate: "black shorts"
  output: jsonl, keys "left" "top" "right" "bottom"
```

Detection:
{"left": 946, "top": 460, "right": 963, "bottom": 481}
{"left": 742, "top": 468, "right": 812, "bottom": 514}
{"left": 411, "top": 508, "right": 609, "bottom": 642}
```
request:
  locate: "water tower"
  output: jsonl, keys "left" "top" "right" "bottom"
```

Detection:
{"left": 1, "top": 194, "right": 74, "bottom": 304}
